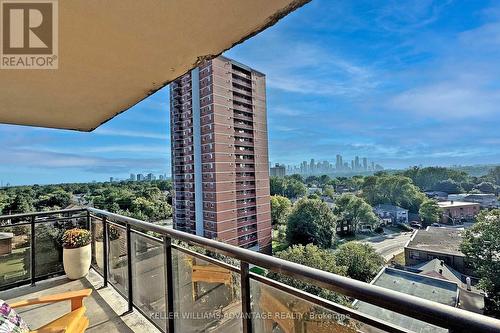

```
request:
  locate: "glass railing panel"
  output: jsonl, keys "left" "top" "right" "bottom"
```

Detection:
{"left": 108, "top": 223, "right": 128, "bottom": 296}
{"left": 0, "top": 224, "right": 30, "bottom": 287}
{"left": 172, "top": 248, "right": 243, "bottom": 333}
{"left": 34, "top": 222, "right": 63, "bottom": 277}
{"left": 90, "top": 217, "right": 103, "bottom": 275}
{"left": 34, "top": 213, "right": 87, "bottom": 278}
{"left": 130, "top": 231, "right": 166, "bottom": 329}
{"left": 250, "top": 278, "right": 399, "bottom": 333}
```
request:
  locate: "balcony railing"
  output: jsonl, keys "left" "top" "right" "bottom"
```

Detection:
{"left": 1, "top": 208, "right": 499, "bottom": 333}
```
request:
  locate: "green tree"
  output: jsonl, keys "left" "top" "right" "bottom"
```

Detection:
{"left": 333, "top": 194, "right": 379, "bottom": 233}
{"left": 270, "top": 176, "right": 287, "bottom": 196}
{"left": 286, "top": 199, "right": 336, "bottom": 248}
{"left": 270, "top": 195, "right": 292, "bottom": 226}
{"left": 433, "top": 179, "right": 462, "bottom": 194}
{"left": 474, "top": 182, "right": 496, "bottom": 194}
{"left": 36, "top": 189, "right": 72, "bottom": 210}
{"left": 335, "top": 242, "right": 385, "bottom": 282}
{"left": 322, "top": 185, "right": 335, "bottom": 199}
{"left": 4, "top": 193, "right": 34, "bottom": 214}
{"left": 362, "top": 174, "right": 426, "bottom": 213}
{"left": 285, "top": 179, "right": 307, "bottom": 198}
{"left": 488, "top": 166, "right": 500, "bottom": 186}
{"left": 288, "top": 174, "right": 304, "bottom": 183}
{"left": 268, "top": 244, "right": 349, "bottom": 304}
{"left": 400, "top": 166, "right": 469, "bottom": 191}
{"left": 419, "top": 199, "right": 441, "bottom": 225}
{"left": 460, "top": 210, "right": 500, "bottom": 315}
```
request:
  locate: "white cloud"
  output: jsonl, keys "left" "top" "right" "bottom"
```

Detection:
{"left": 389, "top": 83, "right": 500, "bottom": 119}
{"left": 94, "top": 128, "right": 168, "bottom": 140}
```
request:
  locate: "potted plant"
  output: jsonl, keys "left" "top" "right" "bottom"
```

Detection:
{"left": 94, "top": 226, "right": 121, "bottom": 270}
{"left": 62, "top": 228, "right": 91, "bottom": 280}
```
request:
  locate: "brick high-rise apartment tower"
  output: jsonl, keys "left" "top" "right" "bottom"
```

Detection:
{"left": 169, "top": 56, "right": 272, "bottom": 253}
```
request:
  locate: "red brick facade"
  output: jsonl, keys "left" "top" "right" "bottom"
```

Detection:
{"left": 170, "top": 56, "right": 272, "bottom": 253}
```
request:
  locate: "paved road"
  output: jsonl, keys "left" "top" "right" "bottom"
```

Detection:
{"left": 361, "top": 232, "right": 413, "bottom": 260}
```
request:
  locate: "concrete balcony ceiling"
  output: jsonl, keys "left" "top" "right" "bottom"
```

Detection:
{"left": 0, "top": 0, "right": 309, "bottom": 131}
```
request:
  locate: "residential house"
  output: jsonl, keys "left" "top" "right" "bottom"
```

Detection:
{"left": 373, "top": 204, "right": 408, "bottom": 225}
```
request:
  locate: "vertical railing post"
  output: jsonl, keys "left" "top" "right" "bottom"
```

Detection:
{"left": 163, "top": 236, "right": 175, "bottom": 333}
{"left": 240, "top": 261, "right": 252, "bottom": 333}
{"left": 86, "top": 210, "right": 91, "bottom": 231}
{"left": 126, "top": 224, "right": 133, "bottom": 313}
{"left": 102, "top": 216, "right": 109, "bottom": 288}
{"left": 30, "top": 215, "right": 36, "bottom": 286}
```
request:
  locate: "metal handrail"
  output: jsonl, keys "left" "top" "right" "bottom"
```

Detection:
{"left": 87, "top": 207, "right": 500, "bottom": 333}
{"left": 0, "top": 208, "right": 86, "bottom": 221}
{"left": 1, "top": 207, "right": 499, "bottom": 333}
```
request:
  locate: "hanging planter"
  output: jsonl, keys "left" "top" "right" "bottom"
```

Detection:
{"left": 62, "top": 228, "right": 91, "bottom": 280}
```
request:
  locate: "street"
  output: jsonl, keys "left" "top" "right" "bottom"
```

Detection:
{"left": 361, "top": 231, "right": 414, "bottom": 261}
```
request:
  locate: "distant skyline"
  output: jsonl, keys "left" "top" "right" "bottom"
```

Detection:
{"left": 2, "top": 0, "right": 500, "bottom": 185}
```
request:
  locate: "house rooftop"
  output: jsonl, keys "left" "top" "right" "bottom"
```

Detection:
{"left": 374, "top": 204, "right": 408, "bottom": 212}
{"left": 409, "top": 259, "right": 485, "bottom": 314}
{"left": 355, "top": 267, "right": 459, "bottom": 333}
{"left": 406, "top": 227, "right": 465, "bottom": 257}
{"left": 438, "top": 201, "right": 479, "bottom": 208}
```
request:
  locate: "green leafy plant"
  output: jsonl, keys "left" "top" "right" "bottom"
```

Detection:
{"left": 94, "top": 225, "right": 121, "bottom": 241}
{"left": 62, "top": 228, "right": 91, "bottom": 249}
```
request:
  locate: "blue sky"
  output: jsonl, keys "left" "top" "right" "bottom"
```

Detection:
{"left": 2, "top": 0, "right": 500, "bottom": 186}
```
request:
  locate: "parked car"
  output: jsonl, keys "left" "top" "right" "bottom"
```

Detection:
{"left": 410, "top": 221, "right": 422, "bottom": 229}
{"left": 431, "top": 223, "right": 441, "bottom": 227}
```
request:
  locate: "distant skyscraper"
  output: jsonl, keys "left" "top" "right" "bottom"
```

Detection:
{"left": 351, "top": 160, "right": 355, "bottom": 170}
{"left": 130, "top": 173, "right": 135, "bottom": 181}
{"left": 137, "top": 174, "right": 144, "bottom": 181}
{"left": 371, "top": 162, "right": 375, "bottom": 171}
{"left": 354, "top": 156, "right": 360, "bottom": 170}
{"left": 170, "top": 56, "right": 271, "bottom": 253}
{"left": 363, "top": 157, "right": 368, "bottom": 171}
{"left": 336, "top": 154, "right": 343, "bottom": 170}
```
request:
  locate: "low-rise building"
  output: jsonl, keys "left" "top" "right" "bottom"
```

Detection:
{"left": 408, "top": 259, "right": 484, "bottom": 314}
{"left": 354, "top": 267, "right": 459, "bottom": 332}
{"left": 448, "top": 193, "right": 499, "bottom": 209}
{"left": 404, "top": 227, "right": 466, "bottom": 273}
{"left": 373, "top": 204, "right": 408, "bottom": 225}
{"left": 424, "top": 191, "right": 449, "bottom": 201}
{"left": 437, "top": 200, "right": 480, "bottom": 224}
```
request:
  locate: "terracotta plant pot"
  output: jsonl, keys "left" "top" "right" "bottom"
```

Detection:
{"left": 63, "top": 244, "right": 91, "bottom": 280}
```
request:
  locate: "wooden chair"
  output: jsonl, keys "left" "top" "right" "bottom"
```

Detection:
{"left": 9, "top": 289, "right": 92, "bottom": 333}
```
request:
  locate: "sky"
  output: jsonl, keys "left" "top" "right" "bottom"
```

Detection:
{"left": 2, "top": 0, "right": 500, "bottom": 186}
